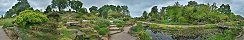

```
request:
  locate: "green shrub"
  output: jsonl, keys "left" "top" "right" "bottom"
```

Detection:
{"left": 98, "top": 28, "right": 108, "bottom": 35}
{"left": 207, "top": 29, "right": 238, "bottom": 40}
{"left": 113, "top": 19, "right": 125, "bottom": 27}
{"left": 14, "top": 10, "right": 48, "bottom": 28}
{"left": 138, "top": 31, "right": 152, "bottom": 40}
{"left": 131, "top": 23, "right": 144, "bottom": 34}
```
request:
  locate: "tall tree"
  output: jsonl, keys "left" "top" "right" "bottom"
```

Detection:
{"left": 218, "top": 4, "right": 232, "bottom": 14}
{"left": 69, "top": 0, "right": 83, "bottom": 11}
{"left": 159, "top": 7, "right": 167, "bottom": 20}
{"left": 210, "top": 3, "right": 218, "bottom": 11}
{"left": 89, "top": 6, "right": 98, "bottom": 12}
{"left": 44, "top": 5, "right": 52, "bottom": 13}
{"left": 142, "top": 11, "right": 148, "bottom": 18}
{"left": 78, "top": 8, "right": 88, "bottom": 15}
{"left": 187, "top": 1, "right": 198, "bottom": 6}
{"left": 51, "top": 0, "right": 69, "bottom": 11}
{"left": 89, "top": 6, "right": 98, "bottom": 15}
{"left": 4, "top": 0, "right": 32, "bottom": 18}
{"left": 148, "top": 6, "right": 159, "bottom": 18}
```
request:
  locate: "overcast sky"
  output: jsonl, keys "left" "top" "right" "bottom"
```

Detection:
{"left": 0, "top": 0, "right": 243, "bottom": 17}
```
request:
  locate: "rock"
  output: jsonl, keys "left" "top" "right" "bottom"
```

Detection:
{"left": 3, "top": 27, "right": 18, "bottom": 40}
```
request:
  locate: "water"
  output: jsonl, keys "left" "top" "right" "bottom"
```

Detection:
{"left": 145, "top": 29, "right": 173, "bottom": 40}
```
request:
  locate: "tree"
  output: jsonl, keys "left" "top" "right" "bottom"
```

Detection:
{"left": 98, "top": 5, "right": 130, "bottom": 18}
{"left": 51, "top": 0, "right": 69, "bottom": 11}
{"left": 121, "top": 6, "right": 130, "bottom": 16}
{"left": 89, "top": 6, "right": 98, "bottom": 12}
{"left": 108, "top": 9, "right": 124, "bottom": 19}
{"left": 5, "top": 0, "right": 32, "bottom": 18}
{"left": 187, "top": 1, "right": 198, "bottom": 6}
{"left": 218, "top": 4, "right": 232, "bottom": 14}
{"left": 44, "top": 5, "right": 52, "bottom": 13}
{"left": 69, "top": 0, "right": 83, "bottom": 11}
{"left": 174, "top": 1, "right": 181, "bottom": 6}
{"left": 14, "top": 10, "right": 48, "bottom": 28}
{"left": 89, "top": 6, "right": 98, "bottom": 15}
{"left": 1, "top": 15, "right": 3, "bottom": 18}
{"left": 78, "top": 8, "right": 88, "bottom": 15}
{"left": 159, "top": 7, "right": 166, "bottom": 20}
{"left": 142, "top": 11, "right": 148, "bottom": 18}
{"left": 210, "top": 3, "right": 218, "bottom": 11}
{"left": 148, "top": 6, "right": 159, "bottom": 18}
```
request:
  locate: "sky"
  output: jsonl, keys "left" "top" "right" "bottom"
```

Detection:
{"left": 0, "top": 0, "right": 244, "bottom": 17}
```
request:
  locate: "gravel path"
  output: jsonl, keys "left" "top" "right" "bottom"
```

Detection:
{"left": 0, "top": 26, "right": 11, "bottom": 40}
{"left": 110, "top": 26, "right": 137, "bottom": 40}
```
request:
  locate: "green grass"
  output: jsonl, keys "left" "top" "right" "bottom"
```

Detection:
{"left": 0, "top": 18, "right": 14, "bottom": 28}
{"left": 207, "top": 29, "right": 239, "bottom": 40}
{"left": 0, "top": 18, "right": 14, "bottom": 25}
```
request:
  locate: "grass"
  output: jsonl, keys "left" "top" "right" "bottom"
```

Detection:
{"left": 207, "top": 29, "right": 240, "bottom": 40}
{"left": 0, "top": 18, "right": 14, "bottom": 25}
{"left": 0, "top": 18, "right": 14, "bottom": 28}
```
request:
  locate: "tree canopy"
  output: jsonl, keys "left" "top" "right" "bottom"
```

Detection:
{"left": 69, "top": 0, "right": 83, "bottom": 11}
{"left": 51, "top": 0, "right": 69, "bottom": 11}
{"left": 4, "top": 0, "right": 32, "bottom": 18}
{"left": 142, "top": 1, "right": 243, "bottom": 24}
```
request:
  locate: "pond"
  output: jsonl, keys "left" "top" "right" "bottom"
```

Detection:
{"left": 145, "top": 29, "right": 173, "bottom": 40}
{"left": 145, "top": 29, "right": 202, "bottom": 40}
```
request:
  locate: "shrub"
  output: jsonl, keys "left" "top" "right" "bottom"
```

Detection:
{"left": 98, "top": 28, "right": 108, "bottom": 35}
{"left": 138, "top": 31, "right": 152, "bottom": 40}
{"left": 14, "top": 10, "right": 48, "bottom": 28}
{"left": 130, "top": 23, "right": 144, "bottom": 33}
{"left": 207, "top": 29, "right": 238, "bottom": 40}
{"left": 113, "top": 19, "right": 125, "bottom": 27}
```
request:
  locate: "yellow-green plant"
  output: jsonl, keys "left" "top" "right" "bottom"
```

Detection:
{"left": 14, "top": 10, "right": 48, "bottom": 28}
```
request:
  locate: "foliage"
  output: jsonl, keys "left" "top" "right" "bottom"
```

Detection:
{"left": 69, "top": 0, "right": 83, "bottom": 11}
{"left": 51, "top": 0, "right": 69, "bottom": 11}
{"left": 5, "top": 0, "right": 32, "bottom": 18}
{"left": 78, "top": 8, "right": 88, "bottom": 15}
{"left": 89, "top": 6, "right": 98, "bottom": 15}
{"left": 141, "top": 1, "right": 243, "bottom": 24}
{"left": 142, "top": 11, "right": 148, "bottom": 18}
{"left": 44, "top": 5, "right": 52, "bottom": 13}
{"left": 138, "top": 31, "right": 152, "bottom": 40}
{"left": 130, "top": 22, "right": 144, "bottom": 34}
{"left": 97, "top": 28, "right": 109, "bottom": 35}
{"left": 130, "top": 22, "right": 152, "bottom": 40}
{"left": 148, "top": 24, "right": 159, "bottom": 29}
{"left": 0, "top": 18, "right": 14, "bottom": 28}
{"left": 98, "top": 5, "right": 130, "bottom": 18}
{"left": 207, "top": 28, "right": 240, "bottom": 40}
{"left": 14, "top": 10, "right": 48, "bottom": 28}
{"left": 47, "top": 12, "right": 61, "bottom": 22}
{"left": 93, "top": 19, "right": 110, "bottom": 35}
{"left": 148, "top": 6, "right": 159, "bottom": 19}
{"left": 113, "top": 19, "right": 125, "bottom": 27}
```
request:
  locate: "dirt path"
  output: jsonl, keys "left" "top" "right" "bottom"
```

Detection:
{"left": 0, "top": 26, "right": 11, "bottom": 40}
{"left": 110, "top": 25, "right": 137, "bottom": 40}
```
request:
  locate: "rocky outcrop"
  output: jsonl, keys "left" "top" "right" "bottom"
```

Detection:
{"left": 3, "top": 27, "right": 18, "bottom": 40}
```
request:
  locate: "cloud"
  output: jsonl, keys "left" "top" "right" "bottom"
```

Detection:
{"left": 0, "top": 0, "right": 243, "bottom": 17}
{"left": 0, "top": 0, "right": 17, "bottom": 15}
{"left": 28, "top": 0, "right": 52, "bottom": 11}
